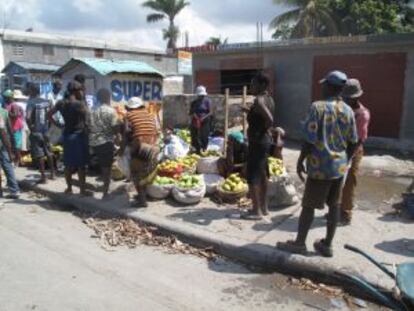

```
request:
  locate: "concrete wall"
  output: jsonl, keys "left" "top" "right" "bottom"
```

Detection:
{"left": 162, "top": 95, "right": 244, "bottom": 131}
{"left": 193, "top": 35, "right": 414, "bottom": 148}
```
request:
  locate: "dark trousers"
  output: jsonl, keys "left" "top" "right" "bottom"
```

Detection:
{"left": 191, "top": 119, "right": 210, "bottom": 154}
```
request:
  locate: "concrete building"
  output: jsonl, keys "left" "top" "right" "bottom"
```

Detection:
{"left": 0, "top": 29, "right": 179, "bottom": 91}
{"left": 192, "top": 34, "right": 414, "bottom": 150}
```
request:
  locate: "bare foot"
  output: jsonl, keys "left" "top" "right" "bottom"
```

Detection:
{"left": 64, "top": 188, "right": 73, "bottom": 194}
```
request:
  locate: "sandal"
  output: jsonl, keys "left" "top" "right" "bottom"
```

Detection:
{"left": 276, "top": 240, "right": 308, "bottom": 255}
{"left": 240, "top": 211, "right": 263, "bottom": 221}
{"left": 313, "top": 239, "right": 333, "bottom": 257}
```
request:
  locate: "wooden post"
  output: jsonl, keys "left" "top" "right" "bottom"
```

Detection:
{"left": 224, "top": 88, "right": 230, "bottom": 156}
{"left": 242, "top": 86, "right": 248, "bottom": 137}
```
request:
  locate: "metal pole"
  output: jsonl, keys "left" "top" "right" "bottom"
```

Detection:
{"left": 242, "top": 86, "right": 247, "bottom": 137}
{"left": 224, "top": 88, "right": 230, "bottom": 156}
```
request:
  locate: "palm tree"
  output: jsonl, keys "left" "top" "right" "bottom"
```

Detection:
{"left": 270, "top": 0, "right": 338, "bottom": 38}
{"left": 142, "top": 0, "right": 190, "bottom": 51}
{"left": 205, "top": 36, "right": 228, "bottom": 47}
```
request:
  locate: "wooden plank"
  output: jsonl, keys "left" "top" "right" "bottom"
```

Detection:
{"left": 224, "top": 88, "right": 230, "bottom": 156}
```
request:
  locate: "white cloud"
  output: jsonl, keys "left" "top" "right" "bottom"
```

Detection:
{"left": 0, "top": 0, "right": 284, "bottom": 49}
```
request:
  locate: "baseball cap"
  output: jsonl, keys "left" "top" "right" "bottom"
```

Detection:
{"left": 319, "top": 70, "right": 348, "bottom": 86}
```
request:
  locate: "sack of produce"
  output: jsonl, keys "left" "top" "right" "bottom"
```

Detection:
{"left": 202, "top": 174, "right": 225, "bottom": 195}
{"left": 157, "top": 159, "right": 184, "bottom": 179}
{"left": 117, "top": 146, "right": 131, "bottom": 180}
{"left": 268, "top": 175, "right": 298, "bottom": 208}
{"left": 217, "top": 173, "right": 248, "bottom": 203}
{"left": 197, "top": 150, "right": 221, "bottom": 174}
{"left": 172, "top": 175, "right": 206, "bottom": 205}
{"left": 147, "top": 176, "right": 176, "bottom": 200}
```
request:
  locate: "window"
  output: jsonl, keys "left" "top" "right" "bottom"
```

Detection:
{"left": 94, "top": 49, "right": 104, "bottom": 58}
{"left": 154, "top": 54, "right": 162, "bottom": 62}
{"left": 43, "top": 45, "right": 54, "bottom": 56}
{"left": 12, "top": 43, "right": 24, "bottom": 56}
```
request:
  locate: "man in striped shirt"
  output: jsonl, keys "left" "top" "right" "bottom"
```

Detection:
{"left": 121, "top": 97, "right": 159, "bottom": 207}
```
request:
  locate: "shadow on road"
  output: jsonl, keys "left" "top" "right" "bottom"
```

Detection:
{"left": 375, "top": 239, "right": 414, "bottom": 258}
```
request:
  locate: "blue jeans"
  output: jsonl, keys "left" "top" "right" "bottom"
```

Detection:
{"left": 0, "top": 146, "right": 20, "bottom": 194}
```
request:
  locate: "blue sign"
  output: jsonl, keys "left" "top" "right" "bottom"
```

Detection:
{"left": 111, "top": 79, "right": 162, "bottom": 102}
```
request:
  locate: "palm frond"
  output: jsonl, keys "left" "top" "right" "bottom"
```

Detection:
{"left": 269, "top": 8, "right": 301, "bottom": 29}
{"left": 146, "top": 13, "right": 165, "bottom": 23}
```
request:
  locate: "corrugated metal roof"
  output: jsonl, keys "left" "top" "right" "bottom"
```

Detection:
{"left": 2, "top": 61, "right": 60, "bottom": 73}
{"left": 55, "top": 58, "right": 164, "bottom": 77}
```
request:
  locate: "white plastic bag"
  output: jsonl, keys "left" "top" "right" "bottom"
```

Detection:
{"left": 117, "top": 146, "right": 131, "bottom": 180}
{"left": 202, "top": 174, "right": 224, "bottom": 195}
{"left": 197, "top": 157, "right": 220, "bottom": 174}
{"left": 163, "top": 135, "right": 189, "bottom": 160}
{"left": 147, "top": 184, "right": 174, "bottom": 200}
{"left": 268, "top": 175, "right": 299, "bottom": 208}
{"left": 172, "top": 182, "right": 206, "bottom": 205}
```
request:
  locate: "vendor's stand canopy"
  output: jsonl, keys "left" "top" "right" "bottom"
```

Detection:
{"left": 55, "top": 58, "right": 165, "bottom": 104}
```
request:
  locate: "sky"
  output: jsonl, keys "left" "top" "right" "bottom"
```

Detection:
{"left": 0, "top": 0, "right": 287, "bottom": 51}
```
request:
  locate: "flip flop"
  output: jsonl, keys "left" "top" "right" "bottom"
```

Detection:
{"left": 313, "top": 239, "right": 333, "bottom": 258}
{"left": 276, "top": 240, "right": 308, "bottom": 255}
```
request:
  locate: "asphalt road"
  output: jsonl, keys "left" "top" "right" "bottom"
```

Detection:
{"left": 0, "top": 192, "right": 374, "bottom": 311}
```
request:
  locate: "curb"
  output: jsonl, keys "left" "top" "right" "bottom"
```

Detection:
{"left": 17, "top": 179, "right": 382, "bottom": 299}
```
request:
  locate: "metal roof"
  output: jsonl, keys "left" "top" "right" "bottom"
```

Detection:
{"left": 1, "top": 29, "right": 167, "bottom": 56}
{"left": 2, "top": 61, "right": 60, "bottom": 73}
{"left": 55, "top": 58, "right": 164, "bottom": 77}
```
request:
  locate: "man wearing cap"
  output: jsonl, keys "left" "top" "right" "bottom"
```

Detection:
{"left": 340, "top": 79, "right": 370, "bottom": 225}
{"left": 277, "top": 71, "right": 358, "bottom": 257}
{"left": 121, "top": 97, "right": 159, "bottom": 207}
{"left": 190, "top": 86, "right": 212, "bottom": 154}
{"left": 88, "top": 88, "right": 120, "bottom": 199}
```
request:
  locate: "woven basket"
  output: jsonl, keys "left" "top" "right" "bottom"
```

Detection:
{"left": 217, "top": 181, "right": 248, "bottom": 203}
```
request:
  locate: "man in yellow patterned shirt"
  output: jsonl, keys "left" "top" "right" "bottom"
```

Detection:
{"left": 277, "top": 71, "right": 358, "bottom": 257}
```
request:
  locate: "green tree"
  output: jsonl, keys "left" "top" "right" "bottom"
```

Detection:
{"left": 142, "top": 0, "right": 190, "bottom": 51}
{"left": 271, "top": 22, "right": 294, "bottom": 40}
{"left": 270, "top": 0, "right": 339, "bottom": 38}
{"left": 324, "top": 0, "right": 414, "bottom": 35}
{"left": 205, "top": 36, "right": 228, "bottom": 46}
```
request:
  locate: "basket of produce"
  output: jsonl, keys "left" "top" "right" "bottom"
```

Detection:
{"left": 197, "top": 150, "right": 221, "bottom": 174}
{"left": 268, "top": 157, "right": 287, "bottom": 177}
{"left": 217, "top": 173, "right": 248, "bottom": 203}
{"left": 51, "top": 145, "right": 63, "bottom": 156}
{"left": 177, "top": 154, "right": 200, "bottom": 174}
{"left": 21, "top": 154, "right": 33, "bottom": 167}
{"left": 172, "top": 175, "right": 206, "bottom": 205}
{"left": 157, "top": 160, "right": 184, "bottom": 179}
{"left": 147, "top": 176, "right": 176, "bottom": 200}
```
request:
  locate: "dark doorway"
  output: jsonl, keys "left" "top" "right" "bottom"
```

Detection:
{"left": 220, "top": 69, "right": 257, "bottom": 95}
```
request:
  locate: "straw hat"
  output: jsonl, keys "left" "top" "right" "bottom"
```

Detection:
{"left": 13, "top": 89, "right": 28, "bottom": 100}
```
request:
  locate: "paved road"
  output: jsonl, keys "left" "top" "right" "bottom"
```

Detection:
{"left": 0, "top": 192, "right": 373, "bottom": 311}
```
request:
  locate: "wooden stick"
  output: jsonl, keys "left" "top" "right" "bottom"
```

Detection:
{"left": 224, "top": 88, "right": 230, "bottom": 156}
{"left": 242, "top": 86, "right": 247, "bottom": 137}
